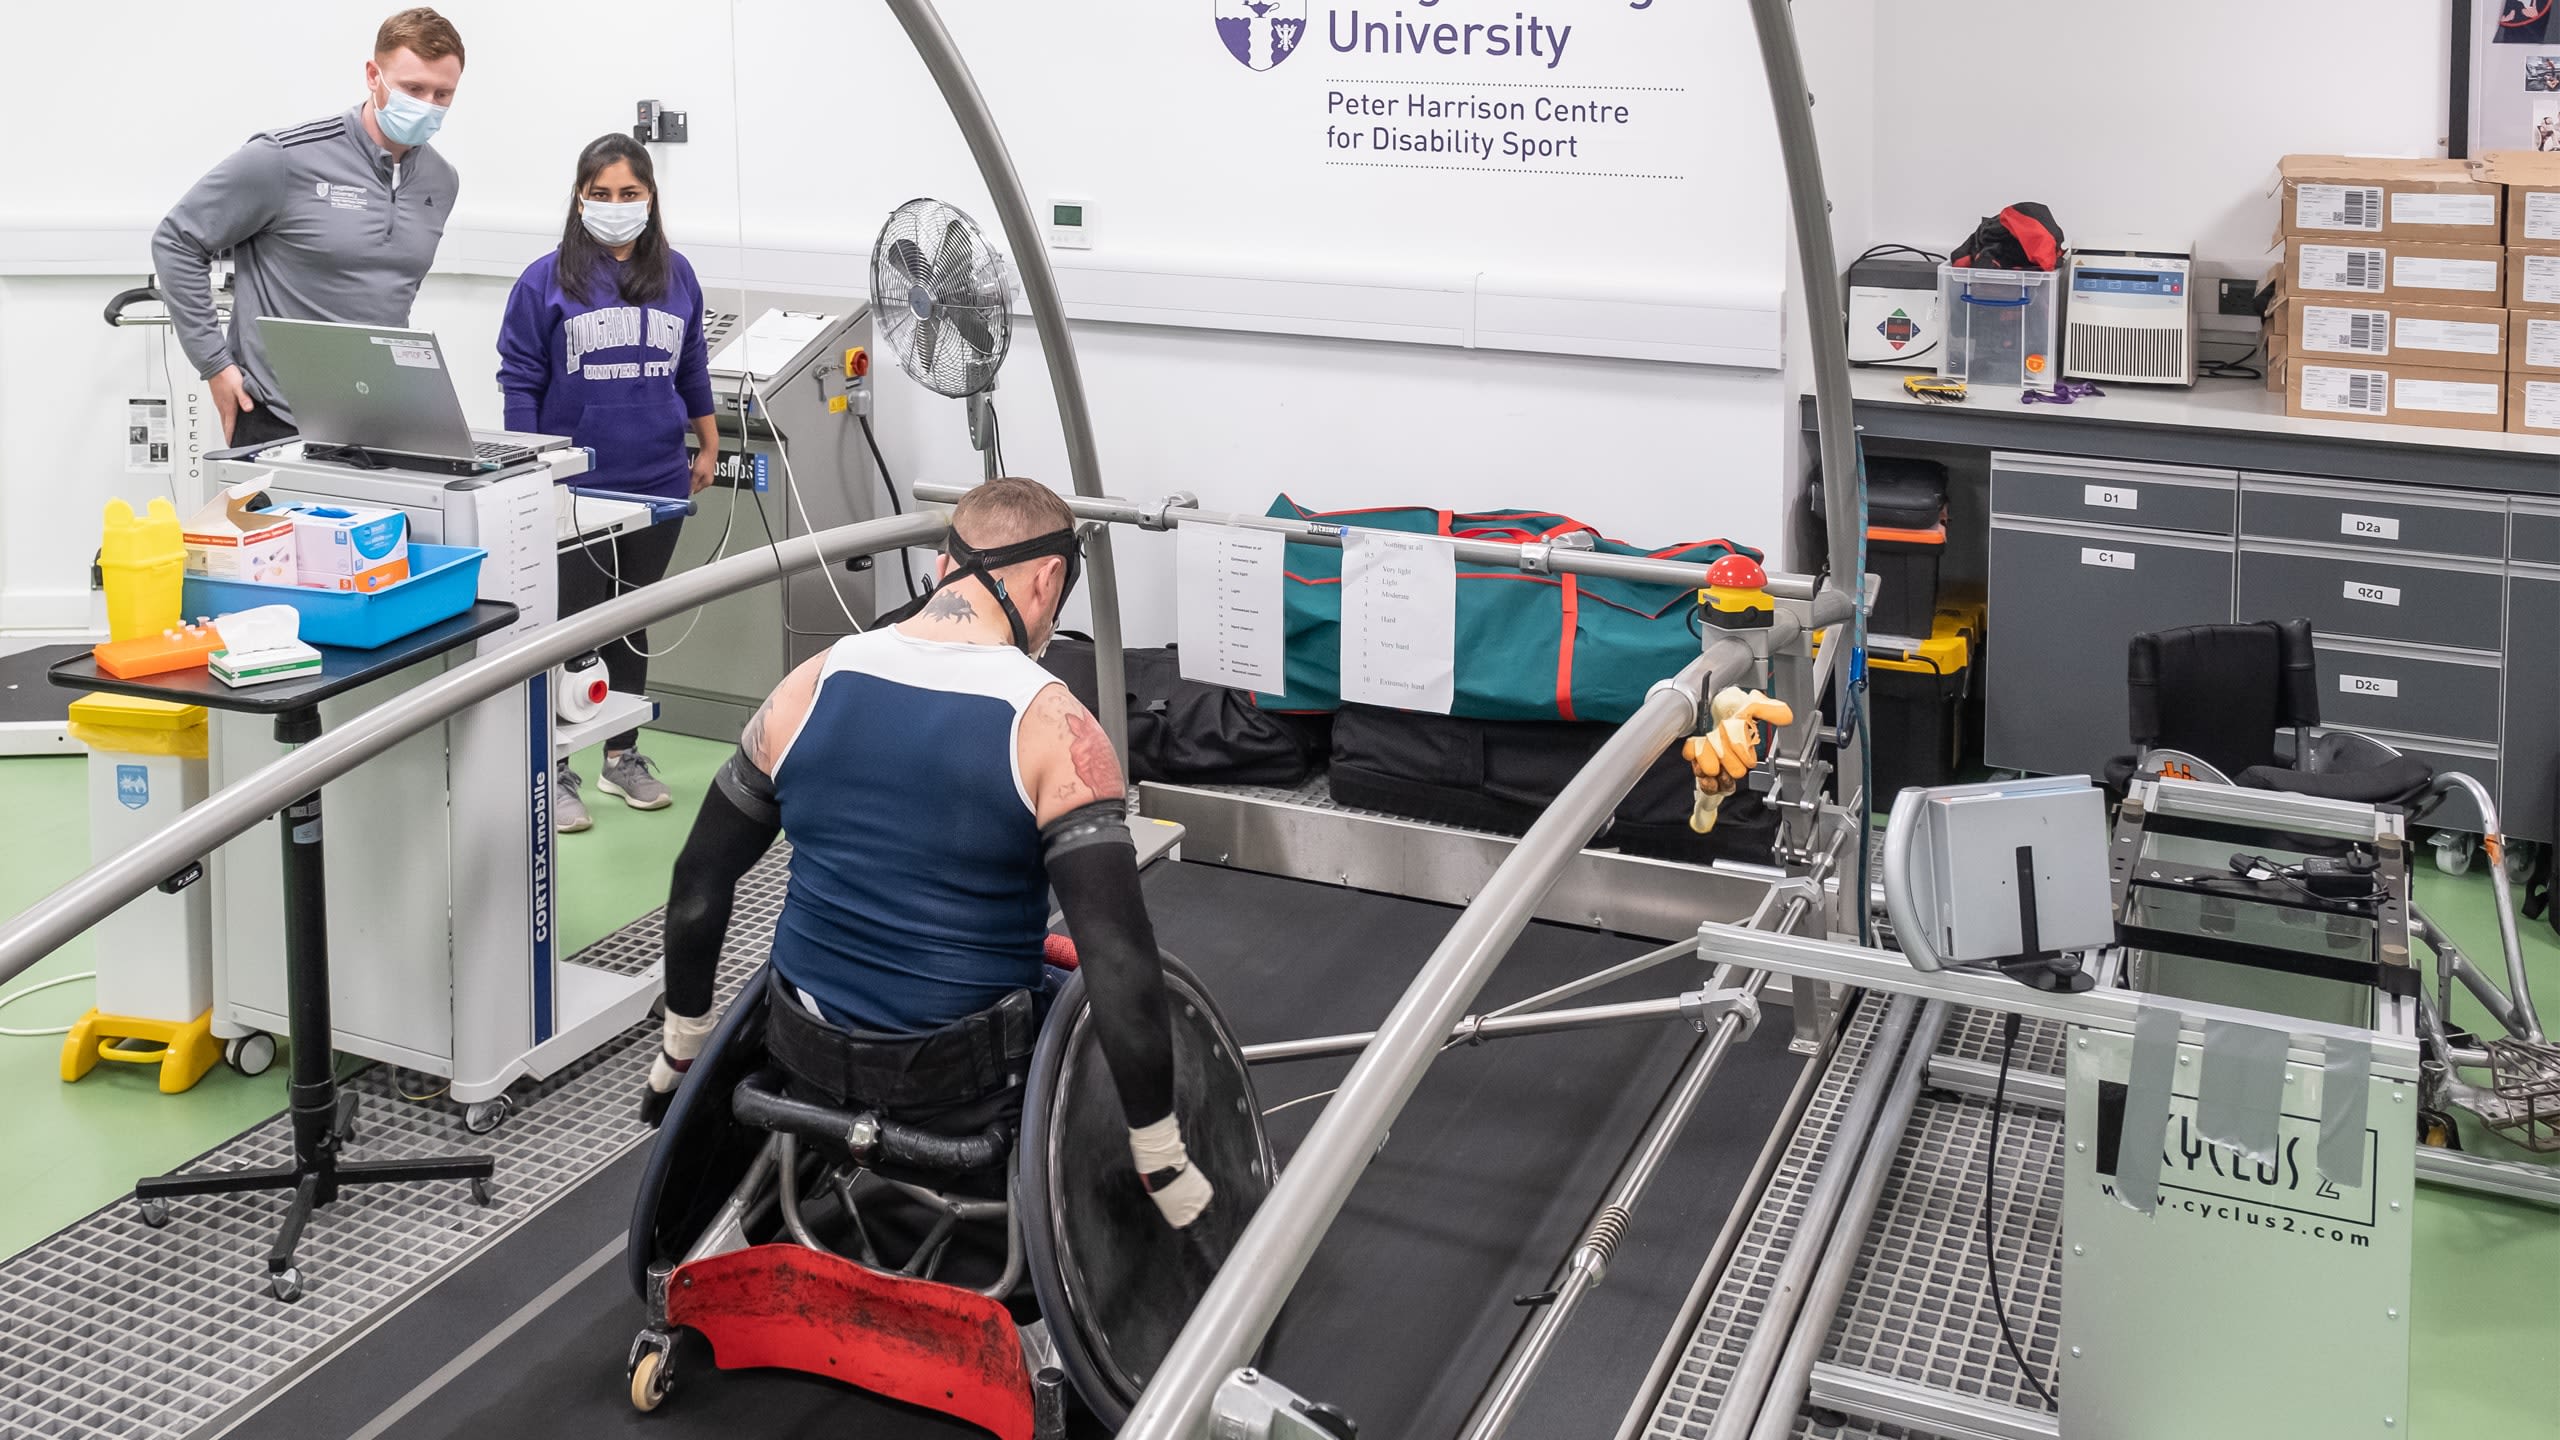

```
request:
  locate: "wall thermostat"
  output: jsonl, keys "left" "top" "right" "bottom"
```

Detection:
{"left": 1048, "top": 199, "right": 1091, "bottom": 250}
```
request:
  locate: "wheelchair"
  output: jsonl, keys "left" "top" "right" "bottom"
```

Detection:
{"left": 623, "top": 949, "right": 1275, "bottom": 1436}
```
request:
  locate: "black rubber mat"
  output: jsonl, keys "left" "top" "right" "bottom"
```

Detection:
{"left": 233, "top": 861, "right": 1799, "bottom": 1440}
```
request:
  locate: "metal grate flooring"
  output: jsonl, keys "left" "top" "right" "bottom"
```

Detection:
{"left": 1643, "top": 1003, "right": 2070, "bottom": 1440}
{"left": 1643, "top": 999, "right": 1888, "bottom": 1437}
{"left": 0, "top": 849, "right": 792, "bottom": 1440}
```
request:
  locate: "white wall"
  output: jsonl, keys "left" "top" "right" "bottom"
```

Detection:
{"left": 1868, "top": 1, "right": 2451, "bottom": 292}
{"left": 0, "top": 0, "right": 1809, "bottom": 642}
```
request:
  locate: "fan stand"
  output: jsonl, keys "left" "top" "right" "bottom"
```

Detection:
{"left": 967, "top": 387, "right": 1001, "bottom": 481}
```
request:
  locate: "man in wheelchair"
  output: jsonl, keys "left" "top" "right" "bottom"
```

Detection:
{"left": 625, "top": 479, "right": 1253, "bottom": 1431}
{"left": 645, "top": 475, "right": 1211, "bottom": 1229}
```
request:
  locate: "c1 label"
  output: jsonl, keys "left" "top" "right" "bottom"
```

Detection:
{"left": 2339, "top": 512, "right": 2399, "bottom": 541}
{"left": 2340, "top": 673, "right": 2400, "bottom": 699}
{"left": 2084, "top": 484, "right": 2139, "bottom": 511}
{"left": 2082, "top": 547, "right": 2135, "bottom": 571}
{"left": 2344, "top": 579, "right": 2402, "bottom": 606}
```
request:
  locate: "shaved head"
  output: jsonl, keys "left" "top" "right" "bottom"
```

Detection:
{"left": 949, "top": 476, "right": 1073, "bottom": 551}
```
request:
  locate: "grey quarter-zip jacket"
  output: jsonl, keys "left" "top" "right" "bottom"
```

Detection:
{"left": 151, "top": 104, "right": 460, "bottom": 426}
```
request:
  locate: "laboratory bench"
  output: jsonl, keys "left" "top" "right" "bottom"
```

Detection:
{"left": 1801, "top": 369, "right": 2560, "bottom": 840}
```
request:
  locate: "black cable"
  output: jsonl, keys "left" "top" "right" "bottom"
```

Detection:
{"left": 2198, "top": 338, "right": 2264, "bottom": 381}
{"left": 1984, "top": 1011, "right": 2060, "bottom": 1412}
{"left": 857, "top": 412, "right": 921, "bottom": 602}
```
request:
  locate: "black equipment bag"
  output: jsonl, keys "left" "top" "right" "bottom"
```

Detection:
{"left": 1040, "top": 636, "right": 1327, "bottom": 786}
{"left": 1806, "top": 455, "right": 1949, "bottom": 532}
{"left": 1326, "top": 705, "right": 1777, "bottom": 866}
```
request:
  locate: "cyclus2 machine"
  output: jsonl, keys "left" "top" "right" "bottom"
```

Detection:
{"left": 2063, "top": 245, "right": 2199, "bottom": 386}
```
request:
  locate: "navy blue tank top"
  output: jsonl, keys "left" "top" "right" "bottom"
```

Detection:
{"left": 767, "top": 629, "right": 1057, "bottom": 1034}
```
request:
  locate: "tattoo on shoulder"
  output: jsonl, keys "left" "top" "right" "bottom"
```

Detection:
{"left": 740, "top": 695, "right": 775, "bottom": 765}
{"left": 922, "top": 586, "right": 976, "bottom": 622}
{"left": 1062, "top": 705, "right": 1125, "bottom": 801}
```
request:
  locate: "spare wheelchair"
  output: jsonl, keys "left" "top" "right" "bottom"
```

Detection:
{"left": 623, "top": 946, "right": 1275, "bottom": 1435}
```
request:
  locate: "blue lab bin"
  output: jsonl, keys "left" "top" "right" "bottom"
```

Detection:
{"left": 181, "top": 544, "right": 485, "bottom": 650}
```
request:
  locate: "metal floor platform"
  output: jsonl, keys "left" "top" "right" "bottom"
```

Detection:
{"left": 0, "top": 849, "right": 791, "bottom": 1440}
{"left": 1640, "top": 1003, "right": 2071, "bottom": 1440}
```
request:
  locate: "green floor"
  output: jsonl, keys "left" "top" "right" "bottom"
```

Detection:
{"left": 0, "top": 734, "right": 726, "bottom": 1260}
{"left": 0, "top": 745, "right": 2553, "bottom": 1432}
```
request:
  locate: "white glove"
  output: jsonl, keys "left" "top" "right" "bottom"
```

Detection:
{"left": 646, "top": 1006, "right": 719, "bottom": 1096}
{"left": 1129, "top": 1113, "right": 1217, "bottom": 1229}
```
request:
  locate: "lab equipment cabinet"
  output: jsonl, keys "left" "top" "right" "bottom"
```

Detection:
{"left": 1984, "top": 452, "right": 2549, "bottom": 841}
{"left": 1986, "top": 456, "right": 2237, "bottom": 780}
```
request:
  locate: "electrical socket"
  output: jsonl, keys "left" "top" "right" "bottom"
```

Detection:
{"left": 2217, "top": 277, "right": 2261, "bottom": 318}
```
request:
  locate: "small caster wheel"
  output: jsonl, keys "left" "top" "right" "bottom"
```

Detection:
{"left": 2502, "top": 841, "right": 2537, "bottom": 887}
{"left": 629, "top": 1346, "right": 671, "bottom": 1412}
{"left": 137, "top": 1199, "right": 170, "bottom": 1229}
{"left": 470, "top": 1177, "right": 494, "bottom": 1207}
{"left": 224, "top": 1033, "right": 277, "bottom": 1078}
{"left": 270, "top": 1266, "right": 304, "bottom": 1303}
{"left": 463, "top": 1096, "right": 512, "bottom": 1135}
{"left": 2433, "top": 833, "right": 2476, "bottom": 876}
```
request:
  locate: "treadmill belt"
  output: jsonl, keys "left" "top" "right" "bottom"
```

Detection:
{"left": 0, "top": 644, "right": 83, "bottom": 721}
{"left": 238, "top": 862, "right": 1800, "bottom": 1440}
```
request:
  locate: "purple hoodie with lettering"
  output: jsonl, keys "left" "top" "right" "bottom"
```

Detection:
{"left": 495, "top": 249, "right": 715, "bottom": 499}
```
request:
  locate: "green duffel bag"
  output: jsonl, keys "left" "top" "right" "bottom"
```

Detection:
{"left": 1255, "top": 496, "right": 1762, "bottom": 724}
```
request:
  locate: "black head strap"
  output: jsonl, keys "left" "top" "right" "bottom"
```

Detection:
{"left": 878, "top": 523, "right": 1083, "bottom": 653}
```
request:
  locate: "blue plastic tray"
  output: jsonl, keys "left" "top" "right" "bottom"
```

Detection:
{"left": 182, "top": 544, "right": 486, "bottom": 650}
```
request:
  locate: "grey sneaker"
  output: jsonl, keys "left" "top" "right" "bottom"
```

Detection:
{"left": 598, "top": 750, "right": 673, "bottom": 811}
{"left": 554, "top": 761, "right": 592, "bottom": 834}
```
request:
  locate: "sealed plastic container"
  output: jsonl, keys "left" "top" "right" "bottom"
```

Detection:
{"left": 66, "top": 693, "right": 211, "bottom": 1024}
{"left": 100, "top": 497, "right": 187, "bottom": 642}
{"left": 182, "top": 543, "right": 484, "bottom": 650}
{"left": 1939, "top": 264, "right": 2061, "bottom": 389}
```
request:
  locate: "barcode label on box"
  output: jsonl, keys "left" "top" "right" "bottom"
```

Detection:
{"left": 2394, "top": 255, "right": 2501, "bottom": 293}
{"left": 2301, "top": 366, "right": 2390, "bottom": 415}
{"left": 2080, "top": 547, "right": 2135, "bottom": 571}
{"left": 2528, "top": 318, "right": 2560, "bottom": 369}
{"left": 2526, "top": 379, "right": 2560, "bottom": 431}
{"left": 2391, "top": 193, "right": 2496, "bottom": 227}
{"left": 2339, "top": 673, "right": 2400, "bottom": 699}
{"left": 2301, "top": 244, "right": 2387, "bottom": 293}
{"left": 2343, "top": 579, "right": 2402, "bottom": 607}
{"left": 2082, "top": 484, "right": 2139, "bottom": 510}
{"left": 2297, "top": 183, "right": 2384, "bottom": 232}
{"left": 2395, "top": 316, "right": 2501, "bottom": 355}
{"left": 2526, "top": 253, "right": 2560, "bottom": 306}
{"left": 2302, "top": 305, "right": 2391, "bottom": 354}
{"left": 2529, "top": 192, "right": 2560, "bottom": 241}
{"left": 2396, "top": 377, "right": 2500, "bottom": 415}
{"left": 2340, "top": 512, "right": 2401, "bottom": 540}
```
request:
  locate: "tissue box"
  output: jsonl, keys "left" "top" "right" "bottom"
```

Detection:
{"left": 182, "top": 478, "right": 296, "bottom": 587}
{"left": 286, "top": 504, "right": 409, "bottom": 594}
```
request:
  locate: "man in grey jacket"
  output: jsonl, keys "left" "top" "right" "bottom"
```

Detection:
{"left": 152, "top": 8, "right": 467, "bottom": 447}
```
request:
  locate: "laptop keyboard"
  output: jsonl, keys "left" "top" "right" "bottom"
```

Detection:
{"left": 473, "top": 440, "right": 536, "bottom": 462}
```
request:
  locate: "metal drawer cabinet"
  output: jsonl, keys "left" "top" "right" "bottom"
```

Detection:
{"left": 1990, "top": 455, "right": 2236, "bottom": 536}
{"left": 2241, "top": 475, "right": 2505, "bottom": 560}
{"left": 2506, "top": 565, "right": 2560, "bottom": 842}
{"left": 1986, "top": 517, "right": 2234, "bottom": 779}
{"left": 2512, "top": 500, "right": 2560, "bottom": 567}
{"left": 2235, "top": 541, "right": 2500, "bottom": 652}
{"left": 2311, "top": 640, "right": 2501, "bottom": 745}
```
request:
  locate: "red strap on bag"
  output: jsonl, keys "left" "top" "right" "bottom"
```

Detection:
{"left": 1556, "top": 574, "right": 1581, "bottom": 723}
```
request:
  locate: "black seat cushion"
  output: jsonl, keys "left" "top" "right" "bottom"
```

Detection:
{"left": 2240, "top": 754, "right": 2434, "bottom": 808}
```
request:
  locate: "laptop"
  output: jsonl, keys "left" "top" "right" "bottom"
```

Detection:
{"left": 258, "top": 318, "right": 570, "bottom": 476}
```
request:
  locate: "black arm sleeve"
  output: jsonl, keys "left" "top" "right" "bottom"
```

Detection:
{"left": 1044, "top": 803, "right": 1175, "bottom": 1128}
{"left": 662, "top": 750, "right": 783, "bottom": 1017}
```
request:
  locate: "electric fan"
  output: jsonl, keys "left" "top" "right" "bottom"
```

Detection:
{"left": 871, "top": 198, "right": 1014, "bottom": 476}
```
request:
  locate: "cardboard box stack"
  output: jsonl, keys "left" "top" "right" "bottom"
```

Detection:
{"left": 2470, "top": 151, "right": 2560, "bottom": 434}
{"left": 2270, "top": 156, "right": 2508, "bottom": 431}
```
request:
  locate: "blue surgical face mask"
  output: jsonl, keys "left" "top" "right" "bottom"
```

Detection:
{"left": 372, "top": 80, "right": 447, "bottom": 147}
{"left": 581, "top": 199, "right": 651, "bottom": 247}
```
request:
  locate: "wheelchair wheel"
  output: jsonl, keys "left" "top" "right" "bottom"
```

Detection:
{"left": 626, "top": 971, "right": 776, "bottom": 1302}
{"left": 1018, "top": 951, "right": 1276, "bottom": 1429}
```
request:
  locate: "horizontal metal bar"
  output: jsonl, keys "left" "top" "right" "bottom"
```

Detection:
{"left": 2416, "top": 1146, "right": 2560, "bottom": 1210}
{"left": 1696, "top": 925, "right": 2424, "bottom": 1081}
{"left": 1806, "top": 1365, "right": 2061, "bottom": 1440}
{"left": 1242, "top": 993, "right": 1695, "bottom": 1066}
{"left": 1926, "top": 1054, "right": 2067, "bottom": 1112}
{"left": 911, "top": 481, "right": 1830, "bottom": 603}
{"left": 0, "top": 511, "right": 951, "bottom": 989}
{"left": 2133, "top": 776, "right": 2396, "bottom": 845}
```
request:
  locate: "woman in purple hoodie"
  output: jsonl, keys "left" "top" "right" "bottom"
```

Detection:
{"left": 499, "top": 133, "right": 716, "bottom": 832}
